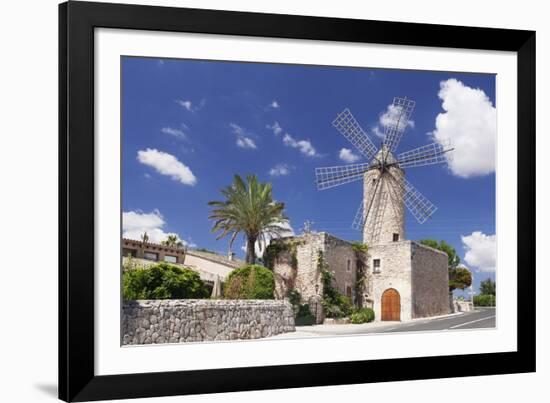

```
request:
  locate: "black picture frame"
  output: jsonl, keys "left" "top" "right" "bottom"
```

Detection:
{"left": 59, "top": 1, "right": 536, "bottom": 401}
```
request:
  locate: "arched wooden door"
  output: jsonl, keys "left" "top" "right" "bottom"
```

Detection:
{"left": 381, "top": 288, "right": 401, "bottom": 321}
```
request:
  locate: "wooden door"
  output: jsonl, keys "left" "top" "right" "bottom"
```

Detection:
{"left": 381, "top": 288, "right": 400, "bottom": 321}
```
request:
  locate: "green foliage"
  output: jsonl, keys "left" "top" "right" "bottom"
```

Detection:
{"left": 479, "top": 278, "right": 496, "bottom": 296}
{"left": 350, "top": 307, "right": 375, "bottom": 324}
{"left": 223, "top": 264, "right": 275, "bottom": 299}
{"left": 351, "top": 241, "right": 368, "bottom": 308}
{"left": 287, "top": 289, "right": 302, "bottom": 312}
{"left": 351, "top": 241, "right": 369, "bottom": 255}
{"left": 295, "top": 304, "right": 316, "bottom": 326}
{"left": 473, "top": 294, "right": 496, "bottom": 306}
{"left": 419, "top": 239, "right": 471, "bottom": 292}
{"left": 161, "top": 234, "right": 184, "bottom": 248}
{"left": 122, "top": 263, "right": 209, "bottom": 301}
{"left": 208, "top": 174, "right": 289, "bottom": 265}
{"left": 263, "top": 239, "right": 303, "bottom": 270}
{"left": 419, "top": 239, "right": 460, "bottom": 270}
{"left": 449, "top": 266, "right": 473, "bottom": 291}
{"left": 318, "top": 251, "right": 353, "bottom": 318}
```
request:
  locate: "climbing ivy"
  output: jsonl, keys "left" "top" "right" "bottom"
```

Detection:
{"left": 351, "top": 241, "right": 369, "bottom": 308}
{"left": 318, "top": 250, "right": 353, "bottom": 318}
{"left": 263, "top": 239, "right": 303, "bottom": 270}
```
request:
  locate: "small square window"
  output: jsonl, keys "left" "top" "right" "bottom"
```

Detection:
{"left": 393, "top": 233, "right": 399, "bottom": 242}
{"left": 373, "top": 259, "right": 381, "bottom": 273}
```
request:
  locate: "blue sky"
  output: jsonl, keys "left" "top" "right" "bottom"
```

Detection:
{"left": 121, "top": 56, "right": 496, "bottom": 296}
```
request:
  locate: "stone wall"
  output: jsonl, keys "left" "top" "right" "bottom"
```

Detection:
{"left": 369, "top": 241, "right": 413, "bottom": 321}
{"left": 411, "top": 242, "right": 450, "bottom": 318}
{"left": 122, "top": 299, "right": 295, "bottom": 345}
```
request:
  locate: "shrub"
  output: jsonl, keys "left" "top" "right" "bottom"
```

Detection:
{"left": 295, "top": 304, "right": 316, "bottom": 326}
{"left": 122, "top": 263, "right": 209, "bottom": 300}
{"left": 473, "top": 294, "right": 496, "bottom": 307}
{"left": 223, "top": 264, "right": 275, "bottom": 299}
{"left": 350, "top": 308, "right": 375, "bottom": 324}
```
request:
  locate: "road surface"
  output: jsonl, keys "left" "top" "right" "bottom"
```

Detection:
{"left": 286, "top": 307, "right": 496, "bottom": 338}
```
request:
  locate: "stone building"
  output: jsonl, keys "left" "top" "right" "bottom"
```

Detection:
{"left": 122, "top": 238, "right": 242, "bottom": 284}
{"left": 271, "top": 231, "right": 450, "bottom": 323}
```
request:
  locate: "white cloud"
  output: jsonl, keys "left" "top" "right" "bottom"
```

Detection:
{"left": 283, "top": 133, "right": 318, "bottom": 157}
{"left": 230, "top": 123, "right": 257, "bottom": 150}
{"left": 161, "top": 126, "right": 187, "bottom": 140}
{"left": 461, "top": 231, "right": 496, "bottom": 272}
{"left": 339, "top": 148, "right": 360, "bottom": 163}
{"left": 269, "top": 163, "right": 291, "bottom": 177}
{"left": 267, "top": 121, "right": 319, "bottom": 157}
{"left": 380, "top": 103, "right": 415, "bottom": 130}
{"left": 236, "top": 137, "right": 257, "bottom": 149}
{"left": 175, "top": 99, "right": 205, "bottom": 113}
{"left": 269, "top": 100, "right": 280, "bottom": 109}
{"left": 137, "top": 148, "right": 197, "bottom": 185}
{"left": 371, "top": 102, "right": 415, "bottom": 140}
{"left": 371, "top": 125, "right": 385, "bottom": 139}
{"left": 432, "top": 78, "right": 496, "bottom": 178}
{"left": 266, "top": 121, "right": 283, "bottom": 136}
{"left": 122, "top": 209, "right": 186, "bottom": 245}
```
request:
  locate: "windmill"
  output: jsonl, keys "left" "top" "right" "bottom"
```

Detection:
{"left": 315, "top": 97, "right": 453, "bottom": 245}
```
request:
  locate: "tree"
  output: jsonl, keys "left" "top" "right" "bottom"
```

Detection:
{"left": 419, "top": 239, "right": 471, "bottom": 292}
{"left": 161, "top": 234, "right": 180, "bottom": 248}
{"left": 479, "top": 278, "right": 496, "bottom": 296}
{"left": 141, "top": 231, "right": 149, "bottom": 244}
{"left": 208, "top": 174, "right": 288, "bottom": 264}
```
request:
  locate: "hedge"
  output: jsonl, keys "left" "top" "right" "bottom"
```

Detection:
{"left": 473, "top": 294, "right": 496, "bottom": 307}
{"left": 350, "top": 307, "right": 375, "bottom": 324}
{"left": 123, "top": 262, "right": 209, "bottom": 300}
{"left": 223, "top": 264, "right": 275, "bottom": 299}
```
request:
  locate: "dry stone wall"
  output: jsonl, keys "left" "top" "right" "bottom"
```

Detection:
{"left": 122, "top": 299, "right": 295, "bottom": 345}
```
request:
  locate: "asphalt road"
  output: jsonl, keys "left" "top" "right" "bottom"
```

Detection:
{"left": 293, "top": 307, "right": 496, "bottom": 336}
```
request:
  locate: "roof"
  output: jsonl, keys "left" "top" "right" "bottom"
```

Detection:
{"left": 186, "top": 249, "right": 244, "bottom": 269}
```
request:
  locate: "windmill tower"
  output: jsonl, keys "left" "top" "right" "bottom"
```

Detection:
{"left": 315, "top": 97, "right": 453, "bottom": 245}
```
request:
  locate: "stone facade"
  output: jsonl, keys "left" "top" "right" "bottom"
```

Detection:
{"left": 272, "top": 232, "right": 359, "bottom": 323}
{"left": 122, "top": 299, "right": 295, "bottom": 345}
{"left": 272, "top": 234, "right": 450, "bottom": 323}
{"left": 363, "top": 149, "right": 405, "bottom": 245}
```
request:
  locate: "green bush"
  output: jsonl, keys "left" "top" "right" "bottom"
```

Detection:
{"left": 295, "top": 303, "right": 316, "bottom": 326}
{"left": 123, "top": 263, "right": 209, "bottom": 300}
{"left": 473, "top": 294, "right": 496, "bottom": 307}
{"left": 350, "top": 308, "right": 375, "bottom": 324}
{"left": 223, "top": 264, "right": 275, "bottom": 299}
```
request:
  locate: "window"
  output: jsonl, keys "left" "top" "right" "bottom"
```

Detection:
{"left": 122, "top": 248, "right": 136, "bottom": 257}
{"left": 346, "top": 259, "right": 351, "bottom": 272}
{"left": 373, "top": 259, "right": 381, "bottom": 273}
{"left": 144, "top": 251, "right": 158, "bottom": 261}
{"left": 164, "top": 255, "right": 177, "bottom": 263}
{"left": 393, "top": 233, "right": 399, "bottom": 242}
{"left": 346, "top": 285, "right": 352, "bottom": 298}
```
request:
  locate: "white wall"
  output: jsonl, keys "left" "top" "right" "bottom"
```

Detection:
{"left": 0, "top": 1, "right": 547, "bottom": 403}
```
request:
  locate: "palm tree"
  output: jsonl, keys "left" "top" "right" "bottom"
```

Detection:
{"left": 208, "top": 174, "right": 289, "bottom": 264}
{"left": 140, "top": 232, "right": 149, "bottom": 244}
{"left": 161, "top": 234, "right": 180, "bottom": 248}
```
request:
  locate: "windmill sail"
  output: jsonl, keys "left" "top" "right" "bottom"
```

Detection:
{"left": 332, "top": 108, "right": 378, "bottom": 161}
{"left": 397, "top": 141, "right": 452, "bottom": 169}
{"left": 386, "top": 171, "right": 437, "bottom": 224}
{"left": 382, "top": 97, "right": 415, "bottom": 152}
{"left": 315, "top": 162, "right": 373, "bottom": 190}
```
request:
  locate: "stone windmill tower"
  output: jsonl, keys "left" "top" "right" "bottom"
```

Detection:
{"left": 315, "top": 97, "right": 453, "bottom": 245}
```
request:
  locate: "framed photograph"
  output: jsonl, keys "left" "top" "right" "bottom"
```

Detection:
{"left": 59, "top": 1, "right": 535, "bottom": 401}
